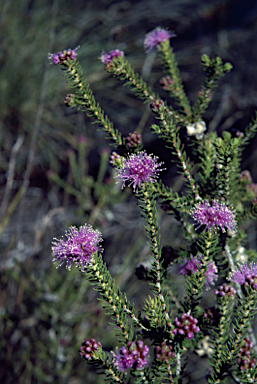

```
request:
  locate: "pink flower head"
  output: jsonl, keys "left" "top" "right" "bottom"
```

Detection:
{"left": 144, "top": 27, "right": 175, "bottom": 52}
{"left": 115, "top": 151, "right": 164, "bottom": 192}
{"left": 48, "top": 47, "right": 79, "bottom": 65}
{"left": 190, "top": 200, "right": 237, "bottom": 234}
{"left": 178, "top": 255, "right": 218, "bottom": 290}
{"left": 178, "top": 254, "right": 200, "bottom": 275}
{"left": 52, "top": 224, "right": 102, "bottom": 271}
{"left": 100, "top": 49, "right": 124, "bottom": 64}
{"left": 113, "top": 341, "right": 149, "bottom": 372}
{"left": 230, "top": 262, "right": 257, "bottom": 290}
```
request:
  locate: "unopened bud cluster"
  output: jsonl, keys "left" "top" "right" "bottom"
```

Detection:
{"left": 203, "top": 306, "right": 220, "bottom": 326}
{"left": 109, "top": 151, "right": 123, "bottom": 167}
{"left": 126, "top": 131, "right": 142, "bottom": 148}
{"left": 214, "top": 283, "right": 237, "bottom": 298}
{"left": 173, "top": 313, "right": 200, "bottom": 340}
{"left": 151, "top": 99, "right": 164, "bottom": 112}
{"left": 64, "top": 93, "right": 74, "bottom": 107}
{"left": 49, "top": 47, "right": 79, "bottom": 65}
{"left": 238, "top": 337, "right": 256, "bottom": 371}
{"left": 80, "top": 338, "right": 102, "bottom": 360}
{"left": 155, "top": 341, "right": 175, "bottom": 363}
{"left": 160, "top": 76, "right": 174, "bottom": 91}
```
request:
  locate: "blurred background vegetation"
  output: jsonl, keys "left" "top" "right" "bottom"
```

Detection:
{"left": 1, "top": 0, "right": 257, "bottom": 383}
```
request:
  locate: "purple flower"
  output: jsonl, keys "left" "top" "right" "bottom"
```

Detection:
{"left": 52, "top": 224, "right": 102, "bottom": 271}
{"left": 113, "top": 347, "right": 136, "bottom": 372}
{"left": 115, "top": 151, "right": 164, "bottom": 192}
{"left": 178, "top": 255, "right": 217, "bottom": 290}
{"left": 50, "top": 53, "right": 60, "bottom": 65}
{"left": 100, "top": 49, "right": 124, "bottom": 64}
{"left": 230, "top": 262, "right": 257, "bottom": 290}
{"left": 178, "top": 255, "right": 200, "bottom": 275}
{"left": 49, "top": 47, "right": 79, "bottom": 65}
{"left": 190, "top": 200, "right": 237, "bottom": 234}
{"left": 144, "top": 27, "right": 175, "bottom": 52}
{"left": 113, "top": 341, "right": 149, "bottom": 372}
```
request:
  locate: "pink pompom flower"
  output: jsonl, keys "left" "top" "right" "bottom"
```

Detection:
{"left": 144, "top": 27, "right": 175, "bottom": 52}
{"left": 230, "top": 262, "right": 257, "bottom": 290}
{"left": 115, "top": 151, "right": 164, "bottom": 192}
{"left": 190, "top": 200, "right": 237, "bottom": 234}
{"left": 52, "top": 224, "right": 102, "bottom": 271}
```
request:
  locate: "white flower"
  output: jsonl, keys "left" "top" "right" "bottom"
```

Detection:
{"left": 235, "top": 246, "right": 248, "bottom": 264}
{"left": 186, "top": 121, "right": 207, "bottom": 139}
{"left": 195, "top": 336, "right": 214, "bottom": 357}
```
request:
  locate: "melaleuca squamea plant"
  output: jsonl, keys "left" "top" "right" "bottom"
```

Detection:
{"left": 49, "top": 27, "right": 257, "bottom": 383}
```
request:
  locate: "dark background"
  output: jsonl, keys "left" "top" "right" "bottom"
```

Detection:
{"left": 1, "top": 0, "right": 257, "bottom": 383}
